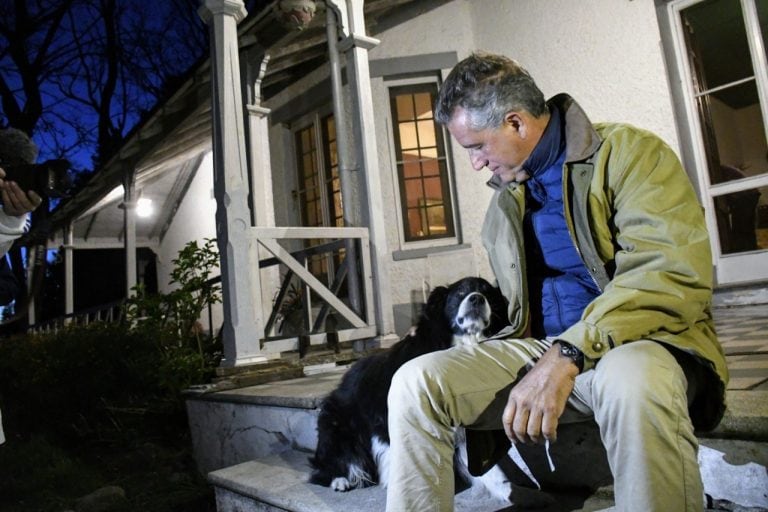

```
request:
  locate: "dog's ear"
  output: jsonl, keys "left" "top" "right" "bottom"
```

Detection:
{"left": 423, "top": 285, "right": 449, "bottom": 319}
{"left": 414, "top": 285, "right": 453, "bottom": 348}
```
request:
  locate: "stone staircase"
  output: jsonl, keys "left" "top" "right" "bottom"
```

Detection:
{"left": 186, "top": 361, "right": 768, "bottom": 512}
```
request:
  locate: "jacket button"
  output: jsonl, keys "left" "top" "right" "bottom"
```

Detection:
{"left": 592, "top": 342, "right": 604, "bottom": 352}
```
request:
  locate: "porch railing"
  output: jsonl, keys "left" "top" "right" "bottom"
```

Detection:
{"left": 26, "top": 227, "right": 378, "bottom": 357}
{"left": 27, "top": 299, "right": 125, "bottom": 335}
{"left": 250, "top": 226, "right": 377, "bottom": 356}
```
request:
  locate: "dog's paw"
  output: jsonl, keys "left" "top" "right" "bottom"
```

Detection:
{"left": 331, "top": 477, "right": 353, "bottom": 491}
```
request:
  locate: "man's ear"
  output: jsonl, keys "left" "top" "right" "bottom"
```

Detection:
{"left": 504, "top": 111, "right": 525, "bottom": 137}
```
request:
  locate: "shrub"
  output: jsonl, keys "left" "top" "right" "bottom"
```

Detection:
{"left": 0, "top": 238, "right": 223, "bottom": 443}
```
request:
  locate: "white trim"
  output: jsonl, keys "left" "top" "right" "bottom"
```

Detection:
{"left": 710, "top": 173, "right": 768, "bottom": 197}
{"left": 742, "top": 0, "right": 768, "bottom": 146}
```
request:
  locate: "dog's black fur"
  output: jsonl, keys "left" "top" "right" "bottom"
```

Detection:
{"left": 308, "top": 277, "right": 509, "bottom": 491}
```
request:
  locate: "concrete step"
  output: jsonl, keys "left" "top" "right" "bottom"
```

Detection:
{"left": 186, "top": 369, "right": 347, "bottom": 475}
{"left": 208, "top": 440, "right": 768, "bottom": 512}
{"left": 186, "top": 371, "right": 768, "bottom": 511}
{"left": 209, "top": 449, "right": 513, "bottom": 512}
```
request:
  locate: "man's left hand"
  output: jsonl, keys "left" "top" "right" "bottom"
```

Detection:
{"left": 502, "top": 344, "right": 579, "bottom": 444}
{"left": 0, "top": 167, "right": 43, "bottom": 216}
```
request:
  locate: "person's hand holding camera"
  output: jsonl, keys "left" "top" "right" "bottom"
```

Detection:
{"left": 0, "top": 166, "right": 43, "bottom": 217}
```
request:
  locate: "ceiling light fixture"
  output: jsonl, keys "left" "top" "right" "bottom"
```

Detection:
{"left": 136, "top": 197, "right": 153, "bottom": 218}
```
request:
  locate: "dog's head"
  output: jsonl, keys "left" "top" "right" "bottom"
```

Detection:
{"left": 417, "top": 277, "right": 508, "bottom": 348}
{"left": 444, "top": 277, "right": 508, "bottom": 342}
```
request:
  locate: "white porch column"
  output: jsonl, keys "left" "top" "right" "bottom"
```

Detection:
{"left": 199, "top": 0, "right": 264, "bottom": 366}
{"left": 339, "top": 0, "right": 396, "bottom": 341}
{"left": 64, "top": 223, "right": 74, "bottom": 323}
{"left": 121, "top": 169, "right": 138, "bottom": 296}
{"left": 243, "top": 46, "right": 280, "bottom": 332}
{"left": 243, "top": 46, "right": 275, "bottom": 229}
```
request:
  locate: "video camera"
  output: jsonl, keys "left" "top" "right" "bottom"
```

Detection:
{"left": 1, "top": 159, "right": 72, "bottom": 198}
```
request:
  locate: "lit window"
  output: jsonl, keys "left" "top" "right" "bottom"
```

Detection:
{"left": 389, "top": 84, "right": 455, "bottom": 242}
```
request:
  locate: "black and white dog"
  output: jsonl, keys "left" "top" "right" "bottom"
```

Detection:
{"left": 308, "top": 277, "right": 510, "bottom": 495}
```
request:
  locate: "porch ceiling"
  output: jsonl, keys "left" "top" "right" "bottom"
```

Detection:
{"left": 42, "top": 0, "right": 453, "bottom": 247}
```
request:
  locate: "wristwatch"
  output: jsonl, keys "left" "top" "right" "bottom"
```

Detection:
{"left": 555, "top": 340, "right": 584, "bottom": 373}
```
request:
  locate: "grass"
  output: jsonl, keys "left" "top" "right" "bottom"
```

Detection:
{"left": 0, "top": 426, "right": 215, "bottom": 512}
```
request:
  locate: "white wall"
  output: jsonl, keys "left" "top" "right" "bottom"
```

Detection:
{"left": 469, "top": 0, "right": 680, "bottom": 150}
{"left": 157, "top": 151, "right": 217, "bottom": 291}
{"left": 156, "top": 151, "right": 222, "bottom": 331}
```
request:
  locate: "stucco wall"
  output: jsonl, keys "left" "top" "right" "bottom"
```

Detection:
{"left": 468, "top": 0, "right": 679, "bottom": 150}
{"left": 156, "top": 151, "right": 217, "bottom": 291}
{"left": 156, "top": 151, "right": 223, "bottom": 331}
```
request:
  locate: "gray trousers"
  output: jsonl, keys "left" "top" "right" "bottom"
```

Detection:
{"left": 385, "top": 338, "right": 702, "bottom": 512}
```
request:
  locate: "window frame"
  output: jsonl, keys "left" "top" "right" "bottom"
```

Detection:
{"left": 291, "top": 109, "right": 342, "bottom": 230}
{"left": 665, "top": 0, "right": 768, "bottom": 284}
{"left": 385, "top": 75, "right": 460, "bottom": 250}
{"left": 290, "top": 108, "right": 343, "bottom": 283}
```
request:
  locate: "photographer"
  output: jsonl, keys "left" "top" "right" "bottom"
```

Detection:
{"left": 0, "top": 167, "right": 43, "bottom": 253}
{"left": 0, "top": 127, "right": 44, "bottom": 445}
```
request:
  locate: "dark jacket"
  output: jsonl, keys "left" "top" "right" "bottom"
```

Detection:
{"left": 481, "top": 93, "right": 727, "bottom": 431}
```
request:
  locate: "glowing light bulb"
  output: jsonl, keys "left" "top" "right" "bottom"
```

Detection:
{"left": 136, "top": 197, "right": 153, "bottom": 218}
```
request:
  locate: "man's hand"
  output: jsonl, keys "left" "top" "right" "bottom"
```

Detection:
{"left": 502, "top": 345, "right": 579, "bottom": 444}
{"left": 0, "top": 167, "right": 43, "bottom": 216}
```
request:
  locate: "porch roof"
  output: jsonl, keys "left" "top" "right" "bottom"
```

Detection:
{"left": 42, "top": 0, "right": 453, "bottom": 247}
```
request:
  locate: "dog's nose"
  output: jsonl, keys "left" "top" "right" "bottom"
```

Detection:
{"left": 469, "top": 293, "right": 483, "bottom": 305}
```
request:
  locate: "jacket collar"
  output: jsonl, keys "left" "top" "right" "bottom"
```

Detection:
{"left": 485, "top": 93, "right": 602, "bottom": 191}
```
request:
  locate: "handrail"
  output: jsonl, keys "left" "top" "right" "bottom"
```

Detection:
{"left": 27, "top": 227, "right": 378, "bottom": 357}
{"left": 250, "top": 226, "right": 377, "bottom": 356}
{"left": 28, "top": 299, "right": 125, "bottom": 334}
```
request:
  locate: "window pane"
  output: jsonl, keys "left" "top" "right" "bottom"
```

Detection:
{"left": 682, "top": 0, "right": 752, "bottom": 90}
{"left": 396, "top": 95, "right": 414, "bottom": 121}
{"left": 404, "top": 178, "right": 423, "bottom": 208}
{"left": 328, "top": 141, "right": 338, "bottom": 166}
{"left": 399, "top": 122, "right": 419, "bottom": 150}
{"left": 422, "top": 158, "right": 439, "bottom": 177}
{"left": 407, "top": 209, "right": 424, "bottom": 238}
{"left": 421, "top": 147, "right": 438, "bottom": 159}
{"left": 424, "top": 205, "right": 447, "bottom": 235}
{"left": 414, "top": 93, "right": 433, "bottom": 120}
{"left": 417, "top": 120, "right": 436, "bottom": 148}
{"left": 703, "top": 80, "right": 768, "bottom": 184}
{"left": 680, "top": 0, "right": 768, "bottom": 187}
{"left": 423, "top": 176, "right": 443, "bottom": 199}
{"left": 714, "top": 185, "right": 767, "bottom": 254}
{"left": 402, "top": 160, "right": 421, "bottom": 179}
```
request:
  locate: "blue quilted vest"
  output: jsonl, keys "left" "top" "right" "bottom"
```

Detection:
{"left": 523, "top": 107, "right": 601, "bottom": 338}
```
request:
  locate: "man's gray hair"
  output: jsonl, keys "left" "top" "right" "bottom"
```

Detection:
{"left": 435, "top": 52, "right": 547, "bottom": 129}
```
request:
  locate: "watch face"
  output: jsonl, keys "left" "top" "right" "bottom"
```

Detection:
{"left": 557, "top": 341, "right": 584, "bottom": 370}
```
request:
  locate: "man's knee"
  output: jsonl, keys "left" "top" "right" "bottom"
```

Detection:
{"left": 591, "top": 340, "right": 688, "bottom": 415}
{"left": 389, "top": 352, "right": 446, "bottom": 408}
